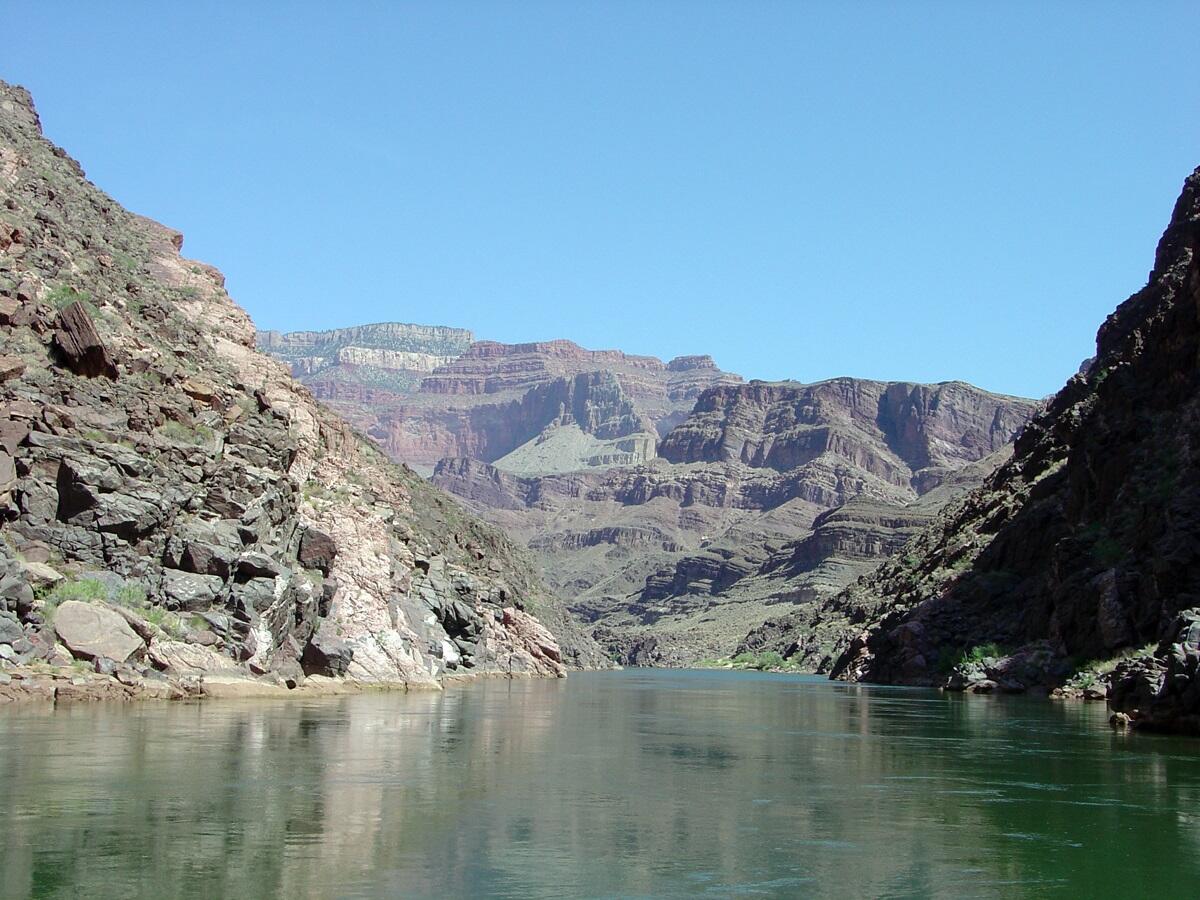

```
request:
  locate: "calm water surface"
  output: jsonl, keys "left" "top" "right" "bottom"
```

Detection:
{"left": 2, "top": 669, "right": 1199, "bottom": 898}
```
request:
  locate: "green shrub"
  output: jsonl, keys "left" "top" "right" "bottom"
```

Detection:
{"left": 38, "top": 577, "right": 107, "bottom": 620}
{"left": 935, "top": 646, "right": 959, "bottom": 676}
{"left": 730, "top": 651, "right": 790, "bottom": 671}
{"left": 46, "top": 284, "right": 92, "bottom": 310}
{"left": 144, "top": 606, "right": 185, "bottom": 638}
{"left": 113, "top": 583, "right": 148, "bottom": 609}
{"left": 957, "top": 643, "right": 1005, "bottom": 667}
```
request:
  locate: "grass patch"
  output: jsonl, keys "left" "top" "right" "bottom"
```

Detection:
{"left": 1080, "top": 522, "right": 1127, "bottom": 566}
{"left": 111, "top": 249, "right": 140, "bottom": 273}
{"left": 957, "top": 643, "right": 1005, "bottom": 667}
{"left": 157, "top": 420, "right": 215, "bottom": 446}
{"left": 144, "top": 607, "right": 186, "bottom": 639}
{"left": 36, "top": 577, "right": 108, "bottom": 621}
{"left": 727, "top": 651, "right": 800, "bottom": 671}
{"left": 113, "top": 583, "right": 148, "bottom": 609}
{"left": 46, "top": 284, "right": 94, "bottom": 311}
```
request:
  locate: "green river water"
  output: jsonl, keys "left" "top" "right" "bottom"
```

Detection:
{"left": 1, "top": 669, "right": 1198, "bottom": 898}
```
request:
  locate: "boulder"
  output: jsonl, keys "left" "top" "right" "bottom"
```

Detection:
{"left": 18, "top": 561, "right": 61, "bottom": 587}
{"left": 181, "top": 376, "right": 219, "bottom": 404}
{"left": 55, "top": 455, "right": 123, "bottom": 519}
{"left": 0, "top": 355, "right": 23, "bottom": 382}
{"left": 53, "top": 600, "right": 144, "bottom": 663}
{"left": 0, "top": 450, "right": 14, "bottom": 496}
{"left": 0, "top": 573, "right": 33, "bottom": 613}
{"left": 160, "top": 570, "right": 224, "bottom": 611}
{"left": 164, "top": 519, "right": 242, "bottom": 578}
{"left": 297, "top": 526, "right": 336, "bottom": 575}
{"left": 52, "top": 301, "right": 118, "bottom": 379}
{"left": 148, "top": 639, "right": 238, "bottom": 675}
{"left": 0, "top": 419, "right": 30, "bottom": 454}
{"left": 0, "top": 610, "right": 23, "bottom": 645}
{"left": 230, "top": 577, "right": 277, "bottom": 614}
{"left": 95, "top": 492, "right": 163, "bottom": 538}
{"left": 301, "top": 630, "right": 353, "bottom": 677}
{"left": 236, "top": 551, "right": 281, "bottom": 580}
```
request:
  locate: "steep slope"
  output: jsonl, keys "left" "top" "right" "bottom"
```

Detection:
{"left": 0, "top": 81, "right": 606, "bottom": 701}
{"left": 744, "top": 166, "right": 1200, "bottom": 727}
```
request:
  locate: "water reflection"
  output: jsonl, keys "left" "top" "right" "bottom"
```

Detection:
{"left": 1, "top": 671, "right": 1199, "bottom": 898}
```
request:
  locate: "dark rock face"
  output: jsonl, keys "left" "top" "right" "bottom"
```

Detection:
{"left": 1110, "top": 610, "right": 1200, "bottom": 733}
{"left": 297, "top": 526, "right": 337, "bottom": 575}
{"left": 0, "top": 79, "right": 608, "bottom": 690}
{"left": 755, "top": 167, "right": 1200, "bottom": 712}
{"left": 52, "top": 301, "right": 118, "bottom": 379}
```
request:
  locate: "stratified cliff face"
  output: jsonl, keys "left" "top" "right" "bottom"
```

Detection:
{"left": 0, "top": 81, "right": 607, "bottom": 700}
{"left": 275, "top": 336, "right": 746, "bottom": 475}
{"left": 659, "top": 379, "right": 1028, "bottom": 480}
{"left": 256, "top": 323, "right": 475, "bottom": 434}
{"left": 754, "top": 167, "right": 1200, "bottom": 708}
{"left": 432, "top": 378, "right": 1036, "bottom": 664}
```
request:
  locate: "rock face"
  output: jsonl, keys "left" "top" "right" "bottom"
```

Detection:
{"left": 0, "top": 79, "right": 608, "bottom": 695}
{"left": 257, "top": 323, "right": 474, "bottom": 404}
{"left": 748, "top": 166, "right": 1200, "bottom": 715}
{"left": 1110, "top": 610, "right": 1200, "bottom": 733}
{"left": 424, "top": 378, "right": 1034, "bottom": 664}
{"left": 267, "top": 330, "right": 744, "bottom": 476}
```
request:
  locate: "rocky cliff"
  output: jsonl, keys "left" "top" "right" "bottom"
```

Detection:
{"left": 256, "top": 323, "right": 475, "bottom": 435}
{"left": 268, "top": 333, "right": 744, "bottom": 475}
{"left": 0, "top": 81, "right": 607, "bottom": 701}
{"left": 432, "top": 379, "right": 1037, "bottom": 664}
{"left": 746, "top": 166, "right": 1200, "bottom": 728}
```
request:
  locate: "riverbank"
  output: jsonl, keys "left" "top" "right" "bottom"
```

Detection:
{"left": 0, "top": 662, "right": 565, "bottom": 706}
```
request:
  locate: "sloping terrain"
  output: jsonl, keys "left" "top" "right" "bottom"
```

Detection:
{"left": 0, "top": 80, "right": 606, "bottom": 701}
{"left": 741, "top": 166, "right": 1200, "bottom": 729}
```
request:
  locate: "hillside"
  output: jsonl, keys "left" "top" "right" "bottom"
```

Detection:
{"left": 741, "top": 166, "right": 1200, "bottom": 731}
{"left": 0, "top": 80, "right": 607, "bottom": 701}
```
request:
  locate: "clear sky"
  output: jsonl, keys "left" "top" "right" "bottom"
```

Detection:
{"left": 5, "top": 2, "right": 1197, "bottom": 398}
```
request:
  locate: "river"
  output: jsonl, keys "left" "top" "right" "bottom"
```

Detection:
{"left": 2, "top": 669, "right": 1198, "bottom": 898}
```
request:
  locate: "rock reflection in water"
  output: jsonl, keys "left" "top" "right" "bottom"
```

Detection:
{"left": 2, "top": 670, "right": 1200, "bottom": 898}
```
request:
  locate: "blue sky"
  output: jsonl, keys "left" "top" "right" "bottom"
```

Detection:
{"left": 6, "top": 2, "right": 1197, "bottom": 398}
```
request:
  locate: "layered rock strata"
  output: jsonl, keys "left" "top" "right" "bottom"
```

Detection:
{"left": 433, "top": 381, "right": 1036, "bottom": 664}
